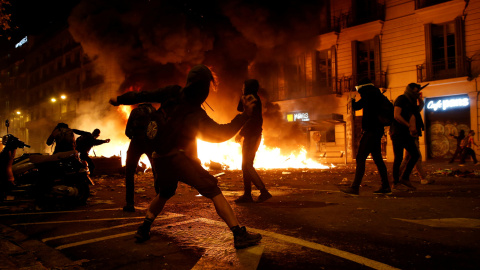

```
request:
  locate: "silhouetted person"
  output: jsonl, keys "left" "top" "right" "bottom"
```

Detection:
{"left": 109, "top": 64, "right": 262, "bottom": 249}
{"left": 123, "top": 103, "right": 157, "bottom": 212}
{"left": 46, "top": 123, "right": 77, "bottom": 154}
{"left": 399, "top": 86, "right": 433, "bottom": 185}
{"left": 460, "top": 130, "right": 478, "bottom": 164}
{"left": 234, "top": 79, "right": 271, "bottom": 203}
{"left": 449, "top": 130, "right": 466, "bottom": 163}
{"left": 340, "top": 78, "right": 390, "bottom": 195}
{"left": 391, "top": 83, "right": 422, "bottom": 190}
{"left": 74, "top": 129, "right": 110, "bottom": 173}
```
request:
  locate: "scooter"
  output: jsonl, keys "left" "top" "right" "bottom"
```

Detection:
{"left": 1, "top": 120, "right": 93, "bottom": 208}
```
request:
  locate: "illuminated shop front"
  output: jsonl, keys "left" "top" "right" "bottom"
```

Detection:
{"left": 285, "top": 111, "right": 347, "bottom": 164}
{"left": 424, "top": 94, "right": 470, "bottom": 159}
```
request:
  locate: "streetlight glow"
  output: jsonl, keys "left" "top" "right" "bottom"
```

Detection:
{"left": 51, "top": 98, "right": 57, "bottom": 102}
{"left": 16, "top": 111, "right": 21, "bottom": 115}
{"left": 61, "top": 95, "right": 66, "bottom": 100}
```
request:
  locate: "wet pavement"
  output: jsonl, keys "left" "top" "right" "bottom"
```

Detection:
{"left": 1, "top": 159, "right": 480, "bottom": 269}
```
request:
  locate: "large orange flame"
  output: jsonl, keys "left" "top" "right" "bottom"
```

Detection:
{"left": 93, "top": 105, "right": 332, "bottom": 171}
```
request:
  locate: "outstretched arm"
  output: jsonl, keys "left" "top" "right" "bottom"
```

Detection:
{"left": 197, "top": 111, "right": 249, "bottom": 143}
{"left": 109, "top": 85, "right": 182, "bottom": 106}
{"left": 72, "top": 129, "right": 90, "bottom": 136}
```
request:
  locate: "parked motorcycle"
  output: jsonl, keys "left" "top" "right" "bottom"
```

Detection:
{"left": 1, "top": 123, "right": 93, "bottom": 208}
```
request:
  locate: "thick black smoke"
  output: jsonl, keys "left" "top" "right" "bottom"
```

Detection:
{"left": 68, "top": 0, "right": 328, "bottom": 151}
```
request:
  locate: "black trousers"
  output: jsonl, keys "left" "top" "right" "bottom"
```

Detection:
{"left": 460, "top": 147, "right": 477, "bottom": 164}
{"left": 241, "top": 134, "right": 266, "bottom": 194}
{"left": 153, "top": 152, "right": 222, "bottom": 199}
{"left": 450, "top": 146, "right": 463, "bottom": 162}
{"left": 391, "top": 133, "right": 419, "bottom": 184}
{"left": 352, "top": 128, "right": 389, "bottom": 189}
{"left": 125, "top": 138, "right": 155, "bottom": 205}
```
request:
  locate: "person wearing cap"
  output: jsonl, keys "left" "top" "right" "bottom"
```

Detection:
{"left": 109, "top": 64, "right": 262, "bottom": 249}
{"left": 390, "top": 83, "right": 424, "bottom": 190}
{"left": 398, "top": 83, "right": 434, "bottom": 185}
{"left": 234, "top": 79, "right": 272, "bottom": 203}
{"left": 73, "top": 128, "right": 111, "bottom": 173}
{"left": 340, "top": 77, "right": 390, "bottom": 196}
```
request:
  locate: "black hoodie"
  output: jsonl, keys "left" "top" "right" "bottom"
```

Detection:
{"left": 352, "top": 84, "right": 384, "bottom": 131}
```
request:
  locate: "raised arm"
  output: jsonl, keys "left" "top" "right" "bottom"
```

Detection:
{"left": 196, "top": 110, "right": 249, "bottom": 143}
{"left": 109, "top": 85, "right": 182, "bottom": 106}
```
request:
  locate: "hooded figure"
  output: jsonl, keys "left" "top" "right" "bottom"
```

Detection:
{"left": 110, "top": 65, "right": 263, "bottom": 249}
{"left": 182, "top": 64, "right": 214, "bottom": 106}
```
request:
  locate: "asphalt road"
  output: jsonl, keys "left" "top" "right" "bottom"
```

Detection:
{"left": 1, "top": 161, "right": 479, "bottom": 269}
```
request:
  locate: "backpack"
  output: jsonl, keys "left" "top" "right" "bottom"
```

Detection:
{"left": 56, "top": 127, "right": 75, "bottom": 150}
{"left": 125, "top": 104, "right": 156, "bottom": 139}
{"left": 377, "top": 94, "right": 394, "bottom": 126}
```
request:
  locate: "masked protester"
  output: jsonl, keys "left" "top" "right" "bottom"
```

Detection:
{"left": 340, "top": 78, "right": 390, "bottom": 195}
{"left": 399, "top": 83, "right": 434, "bottom": 185}
{"left": 109, "top": 64, "right": 262, "bottom": 249}
{"left": 390, "top": 83, "right": 424, "bottom": 191}
{"left": 73, "top": 129, "right": 111, "bottom": 174}
{"left": 234, "top": 79, "right": 271, "bottom": 203}
{"left": 123, "top": 103, "right": 157, "bottom": 212}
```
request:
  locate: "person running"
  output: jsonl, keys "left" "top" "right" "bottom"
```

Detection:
{"left": 74, "top": 129, "right": 111, "bottom": 173}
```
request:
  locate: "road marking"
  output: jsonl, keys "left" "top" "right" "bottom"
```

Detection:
{"left": 192, "top": 244, "right": 264, "bottom": 270}
{"left": 42, "top": 213, "right": 182, "bottom": 242}
{"left": 37, "top": 213, "right": 398, "bottom": 269}
{"left": 55, "top": 218, "right": 199, "bottom": 250}
{"left": 197, "top": 218, "right": 400, "bottom": 270}
{"left": 0, "top": 207, "right": 146, "bottom": 217}
{"left": 12, "top": 216, "right": 146, "bottom": 226}
{"left": 395, "top": 218, "right": 480, "bottom": 228}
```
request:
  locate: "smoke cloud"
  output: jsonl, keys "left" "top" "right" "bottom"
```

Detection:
{"left": 67, "top": 0, "right": 330, "bottom": 154}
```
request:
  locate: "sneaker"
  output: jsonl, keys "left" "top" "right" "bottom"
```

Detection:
{"left": 134, "top": 225, "right": 151, "bottom": 243}
{"left": 420, "top": 179, "right": 435, "bottom": 185}
{"left": 123, "top": 204, "right": 136, "bottom": 212}
{"left": 340, "top": 186, "right": 359, "bottom": 196}
{"left": 392, "top": 183, "right": 405, "bottom": 190}
{"left": 256, "top": 192, "right": 272, "bottom": 203}
{"left": 234, "top": 195, "right": 254, "bottom": 203}
{"left": 373, "top": 187, "right": 392, "bottom": 195}
{"left": 399, "top": 180, "right": 417, "bottom": 190}
{"left": 234, "top": 226, "right": 262, "bottom": 249}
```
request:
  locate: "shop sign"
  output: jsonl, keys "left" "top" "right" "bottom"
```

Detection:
{"left": 287, "top": 112, "right": 310, "bottom": 122}
{"left": 426, "top": 97, "right": 469, "bottom": 112}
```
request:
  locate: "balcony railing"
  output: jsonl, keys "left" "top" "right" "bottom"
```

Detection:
{"left": 335, "top": 72, "right": 387, "bottom": 95}
{"left": 416, "top": 58, "right": 469, "bottom": 82}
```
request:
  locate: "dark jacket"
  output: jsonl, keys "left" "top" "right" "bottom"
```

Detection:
{"left": 46, "top": 127, "right": 82, "bottom": 154}
{"left": 352, "top": 84, "right": 384, "bottom": 131}
{"left": 117, "top": 85, "right": 249, "bottom": 160}
{"left": 73, "top": 130, "right": 109, "bottom": 154}
{"left": 237, "top": 93, "right": 263, "bottom": 137}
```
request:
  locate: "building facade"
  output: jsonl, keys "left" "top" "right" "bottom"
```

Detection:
{"left": 257, "top": 0, "right": 480, "bottom": 163}
{"left": 0, "top": 27, "right": 107, "bottom": 152}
